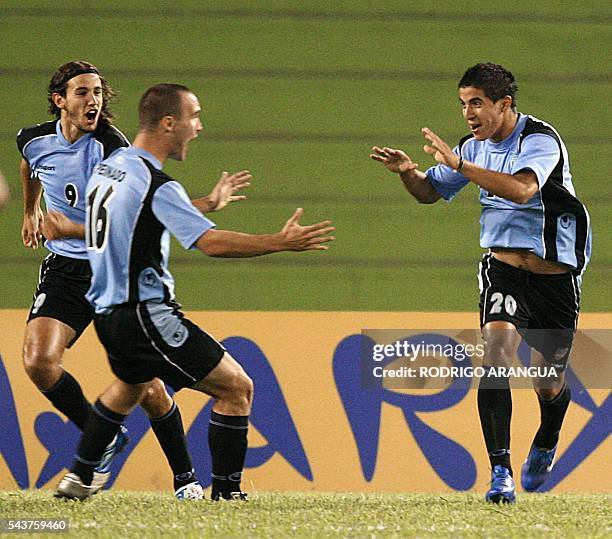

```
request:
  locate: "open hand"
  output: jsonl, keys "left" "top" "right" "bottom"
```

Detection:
{"left": 280, "top": 208, "right": 335, "bottom": 251}
{"left": 370, "top": 146, "right": 420, "bottom": 175}
{"left": 22, "top": 207, "right": 44, "bottom": 248}
{"left": 421, "top": 128, "right": 460, "bottom": 169}
{"left": 206, "top": 170, "right": 252, "bottom": 212}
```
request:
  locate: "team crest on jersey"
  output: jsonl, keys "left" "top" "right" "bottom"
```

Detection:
{"left": 559, "top": 213, "right": 573, "bottom": 229}
{"left": 172, "top": 326, "right": 188, "bottom": 344}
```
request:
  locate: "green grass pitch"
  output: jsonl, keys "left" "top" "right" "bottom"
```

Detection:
{"left": 0, "top": 491, "right": 610, "bottom": 537}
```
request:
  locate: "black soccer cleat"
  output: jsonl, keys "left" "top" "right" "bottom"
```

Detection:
{"left": 212, "top": 491, "right": 249, "bottom": 501}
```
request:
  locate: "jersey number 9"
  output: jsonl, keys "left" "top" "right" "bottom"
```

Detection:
{"left": 64, "top": 183, "right": 78, "bottom": 207}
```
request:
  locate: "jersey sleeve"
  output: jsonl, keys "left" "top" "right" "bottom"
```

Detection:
{"left": 151, "top": 181, "right": 216, "bottom": 249}
{"left": 94, "top": 124, "right": 130, "bottom": 159}
{"left": 426, "top": 146, "right": 469, "bottom": 201}
{"left": 16, "top": 129, "right": 30, "bottom": 161}
{"left": 16, "top": 122, "right": 56, "bottom": 164}
{"left": 512, "top": 133, "right": 560, "bottom": 189}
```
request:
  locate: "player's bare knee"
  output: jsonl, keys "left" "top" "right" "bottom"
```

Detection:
{"left": 483, "top": 336, "right": 517, "bottom": 368}
{"left": 101, "top": 380, "right": 149, "bottom": 415}
{"left": 140, "top": 379, "right": 174, "bottom": 418}
{"left": 536, "top": 387, "right": 557, "bottom": 401}
{"left": 483, "top": 346, "right": 515, "bottom": 368}
{"left": 534, "top": 381, "right": 564, "bottom": 401}
{"left": 221, "top": 370, "right": 253, "bottom": 413}
{"left": 22, "top": 347, "right": 63, "bottom": 389}
{"left": 239, "top": 372, "right": 254, "bottom": 407}
{"left": 231, "top": 371, "right": 253, "bottom": 408}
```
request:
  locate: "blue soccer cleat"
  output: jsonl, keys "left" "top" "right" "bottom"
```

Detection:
{"left": 485, "top": 465, "right": 516, "bottom": 504}
{"left": 521, "top": 444, "right": 557, "bottom": 492}
{"left": 90, "top": 425, "right": 129, "bottom": 493}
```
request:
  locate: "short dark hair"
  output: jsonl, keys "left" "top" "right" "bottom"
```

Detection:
{"left": 47, "top": 60, "right": 115, "bottom": 123}
{"left": 138, "top": 84, "right": 192, "bottom": 130}
{"left": 458, "top": 63, "right": 518, "bottom": 110}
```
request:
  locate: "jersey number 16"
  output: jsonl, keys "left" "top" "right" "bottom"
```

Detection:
{"left": 86, "top": 184, "right": 115, "bottom": 252}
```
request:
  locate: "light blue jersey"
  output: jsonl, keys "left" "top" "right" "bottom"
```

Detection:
{"left": 426, "top": 114, "right": 591, "bottom": 274}
{"left": 17, "top": 120, "right": 129, "bottom": 259}
{"left": 85, "top": 147, "right": 215, "bottom": 314}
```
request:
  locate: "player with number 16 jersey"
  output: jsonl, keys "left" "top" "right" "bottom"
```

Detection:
{"left": 17, "top": 62, "right": 254, "bottom": 498}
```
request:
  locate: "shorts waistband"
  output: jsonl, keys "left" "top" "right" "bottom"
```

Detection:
{"left": 96, "top": 299, "right": 181, "bottom": 314}
{"left": 486, "top": 254, "right": 573, "bottom": 281}
{"left": 45, "top": 253, "right": 91, "bottom": 277}
{"left": 47, "top": 252, "right": 87, "bottom": 262}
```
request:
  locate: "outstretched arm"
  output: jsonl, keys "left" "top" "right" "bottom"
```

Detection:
{"left": 21, "top": 159, "right": 44, "bottom": 248}
{"left": 370, "top": 146, "right": 441, "bottom": 204}
{"left": 421, "top": 127, "right": 538, "bottom": 204}
{"left": 191, "top": 170, "right": 252, "bottom": 213}
{"left": 196, "top": 208, "right": 335, "bottom": 257}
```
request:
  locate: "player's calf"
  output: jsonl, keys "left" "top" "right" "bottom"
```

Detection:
{"left": 192, "top": 354, "right": 253, "bottom": 501}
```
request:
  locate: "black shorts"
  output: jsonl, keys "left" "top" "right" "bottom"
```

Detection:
{"left": 28, "top": 253, "right": 94, "bottom": 347}
{"left": 478, "top": 253, "right": 581, "bottom": 370}
{"left": 93, "top": 301, "right": 225, "bottom": 391}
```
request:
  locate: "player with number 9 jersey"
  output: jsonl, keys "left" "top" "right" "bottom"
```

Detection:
{"left": 17, "top": 119, "right": 128, "bottom": 259}
{"left": 17, "top": 104, "right": 128, "bottom": 340}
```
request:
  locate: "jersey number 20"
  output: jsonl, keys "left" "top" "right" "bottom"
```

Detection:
{"left": 489, "top": 292, "right": 518, "bottom": 316}
{"left": 86, "top": 184, "right": 115, "bottom": 251}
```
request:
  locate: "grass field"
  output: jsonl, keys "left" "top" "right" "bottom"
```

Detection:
{"left": 0, "top": 1, "right": 610, "bottom": 311}
{"left": 1, "top": 491, "right": 610, "bottom": 538}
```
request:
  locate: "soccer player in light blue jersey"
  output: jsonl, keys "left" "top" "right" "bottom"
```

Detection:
{"left": 18, "top": 61, "right": 250, "bottom": 499}
{"left": 371, "top": 63, "right": 591, "bottom": 504}
{"left": 54, "top": 83, "right": 334, "bottom": 501}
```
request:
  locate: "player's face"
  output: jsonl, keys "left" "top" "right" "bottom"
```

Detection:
{"left": 54, "top": 74, "right": 103, "bottom": 138}
{"left": 169, "top": 92, "right": 203, "bottom": 161}
{"left": 459, "top": 87, "right": 508, "bottom": 142}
